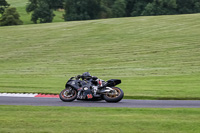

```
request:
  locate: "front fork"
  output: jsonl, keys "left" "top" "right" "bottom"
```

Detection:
{"left": 77, "top": 88, "right": 83, "bottom": 99}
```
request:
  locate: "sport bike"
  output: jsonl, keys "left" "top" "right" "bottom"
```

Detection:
{"left": 59, "top": 75, "right": 124, "bottom": 102}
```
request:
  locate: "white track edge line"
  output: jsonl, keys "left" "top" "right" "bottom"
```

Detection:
{"left": 0, "top": 93, "right": 38, "bottom": 97}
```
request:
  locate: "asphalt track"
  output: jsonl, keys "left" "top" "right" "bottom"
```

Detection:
{"left": 0, "top": 96, "right": 200, "bottom": 108}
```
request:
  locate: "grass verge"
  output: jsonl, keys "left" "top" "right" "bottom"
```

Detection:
{"left": 0, "top": 105, "right": 200, "bottom": 133}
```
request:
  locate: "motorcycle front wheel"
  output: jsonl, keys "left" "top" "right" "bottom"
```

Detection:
{"left": 59, "top": 87, "right": 77, "bottom": 102}
{"left": 103, "top": 87, "right": 124, "bottom": 103}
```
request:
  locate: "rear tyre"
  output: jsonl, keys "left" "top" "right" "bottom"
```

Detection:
{"left": 103, "top": 87, "right": 124, "bottom": 103}
{"left": 59, "top": 87, "right": 77, "bottom": 102}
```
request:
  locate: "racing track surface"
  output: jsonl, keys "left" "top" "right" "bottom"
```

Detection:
{"left": 0, "top": 96, "right": 200, "bottom": 108}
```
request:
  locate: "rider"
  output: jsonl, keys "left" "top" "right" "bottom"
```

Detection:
{"left": 82, "top": 72, "right": 93, "bottom": 81}
{"left": 77, "top": 72, "right": 98, "bottom": 98}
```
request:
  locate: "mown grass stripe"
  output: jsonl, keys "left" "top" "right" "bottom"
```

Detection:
{"left": 0, "top": 13, "right": 200, "bottom": 100}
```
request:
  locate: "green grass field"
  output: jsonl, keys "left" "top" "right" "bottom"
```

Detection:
{"left": 1, "top": 2, "right": 200, "bottom": 133}
{"left": 1, "top": 13, "right": 200, "bottom": 99}
{"left": 0, "top": 105, "right": 200, "bottom": 133}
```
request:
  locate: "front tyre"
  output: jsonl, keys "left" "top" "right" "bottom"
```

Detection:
{"left": 103, "top": 87, "right": 124, "bottom": 103}
{"left": 59, "top": 87, "right": 77, "bottom": 102}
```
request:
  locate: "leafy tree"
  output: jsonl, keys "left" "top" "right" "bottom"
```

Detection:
{"left": 0, "top": 7, "right": 23, "bottom": 26}
{"left": 26, "top": 0, "right": 37, "bottom": 13}
{"left": 100, "top": 0, "right": 115, "bottom": 18}
{"left": 176, "top": 0, "right": 200, "bottom": 14}
{"left": 26, "top": 0, "right": 55, "bottom": 23}
{"left": 0, "top": 0, "right": 10, "bottom": 15}
{"left": 176, "top": 0, "right": 193, "bottom": 13}
{"left": 112, "top": 0, "right": 126, "bottom": 17}
{"left": 45, "top": 0, "right": 64, "bottom": 10}
{"left": 142, "top": 0, "right": 177, "bottom": 16}
{"left": 142, "top": 3, "right": 155, "bottom": 16}
{"left": 131, "top": 0, "right": 150, "bottom": 16}
{"left": 125, "top": 0, "right": 136, "bottom": 17}
{"left": 64, "top": 0, "right": 90, "bottom": 21}
{"left": 64, "top": 0, "right": 101, "bottom": 21}
{"left": 26, "top": 0, "right": 63, "bottom": 11}
{"left": 194, "top": 1, "right": 200, "bottom": 12}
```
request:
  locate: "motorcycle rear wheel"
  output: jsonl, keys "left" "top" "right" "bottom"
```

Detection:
{"left": 103, "top": 87, "right": 124, "bottom": 103}
{"left": 59, "top": 87, "right": 77, "bottom": 102}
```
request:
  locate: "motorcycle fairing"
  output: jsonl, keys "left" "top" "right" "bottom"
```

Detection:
{"left": 83, "top": 90, "right": 93, "bottom": 99}
{"left": 106, "top": 79, "right": 121, "bottom": 87}
{"left": 77, "top": 89, "right": 93, "bottom": 100}
{"left": 65, "top": 80, "right": 80, "bottom": 90}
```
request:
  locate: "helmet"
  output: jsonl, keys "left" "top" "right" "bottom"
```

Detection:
{"left": 82, "top": 72, "right": 91, "bottom": 80}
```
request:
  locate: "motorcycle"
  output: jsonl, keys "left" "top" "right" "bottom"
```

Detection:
{"left": 59, "top": 75, "right": 124, "bottom": 103}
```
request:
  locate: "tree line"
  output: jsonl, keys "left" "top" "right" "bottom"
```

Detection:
{"left": 1, "top": 0, "right": 200, "bottom": 26}
{"left": 64, "top": 0, "right": 200, "bottom": 21}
